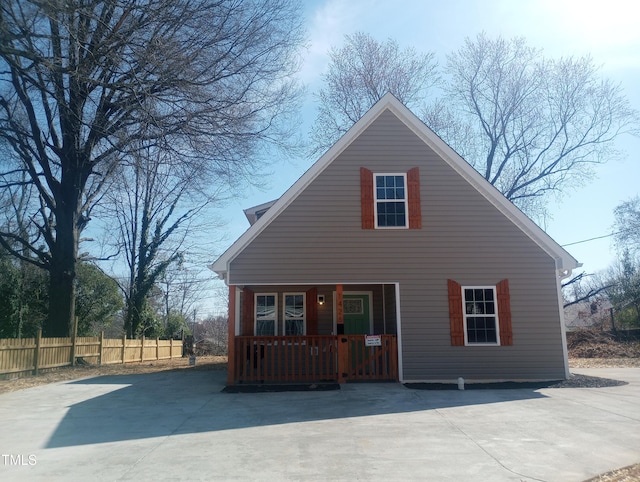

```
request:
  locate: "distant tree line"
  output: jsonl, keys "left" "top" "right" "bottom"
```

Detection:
{"left": 563, "top": 196, "right": 640, "bottom": 329}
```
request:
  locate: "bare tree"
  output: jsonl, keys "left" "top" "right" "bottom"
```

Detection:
{"left": 159, "top": 262, "right": 210, "bottom": 326}
{"left": 309, "top": 32, "right": 439, "bottom": 156}
{"left": 108, "top": 145, "right": 218, "bottom": 338}
{"left": 562, "top": 272, "right": 615, "bottom": 308}
{"left": 0, "top": 0, "right": 305, "bottom": 336}
{"left": 424, "top": 33, "right": 638, "bottom": 218}
{"left": 612, "top": 196, "right": 640, "bottom": 259}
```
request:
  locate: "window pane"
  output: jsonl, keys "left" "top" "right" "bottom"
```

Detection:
{"left": 285, "top": 294, "right": 304, "bottom": 319}
{"left": 484, "top": 289, "right": 494, "bottom": 301}
{"left": 256, "top": 320, "right": 275, "bottom": 336}
{"left": 256, "top": 295, "right": 275, "bottom": 319}
{"left": 376, "top": 176, "right": 385, "bottom": 187}
{"left": 466, "top": 316, "right": 497, "bottom": 344}
{"left": 285, "top": 319, "right": 303, "bottom": 336}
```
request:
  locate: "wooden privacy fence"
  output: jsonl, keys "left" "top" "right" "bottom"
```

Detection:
{"left": 0, "top": 330, "right": 182, "bottom": 379}
{"left": 232, "top": 334, "right": 398, "bottom": 384}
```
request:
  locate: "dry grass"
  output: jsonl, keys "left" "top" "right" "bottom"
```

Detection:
{"left": 585, "top": 463, "right": 640, "bottom": 482}
{"left": 567, "top": 330, "right": 640, "bottom": 359}
{"left": 0, "top": 356, "right": 227, "bottom": 394}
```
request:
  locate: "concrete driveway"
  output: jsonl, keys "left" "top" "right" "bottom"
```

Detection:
{"left": 1, "top": 368, "right": 639, "bottom": 482}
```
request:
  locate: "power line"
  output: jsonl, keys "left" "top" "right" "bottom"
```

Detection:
{"left": 561, "top": 231, "right": 620, "bottom": 247}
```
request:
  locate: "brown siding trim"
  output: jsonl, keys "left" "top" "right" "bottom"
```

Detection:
{"left": 448, "top": 279, "right": 464, "bottom": 346}
{"left": 227, "top": 286, "right": 236, "bottom": 385}
{"left": 407, "top": 167, "right": 422, "bottom": 229}
{"left": 241, "top": 288, "right": 254, "bottom": 336}
{"left": 360, "top": 167, "right": 374, "bottom": 229}
{"left": 306, "top": 287, "right": 318, "bottom": 335}
{"left": 497, "top": 279, "right": 513, "bottom": 346}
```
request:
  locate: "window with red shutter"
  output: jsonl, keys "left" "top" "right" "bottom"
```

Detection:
{"left": 361, "top": 167, "right": 422, "bottom": 230}
{"left": 448, "top": 279, "right": 513, "bottom": 346}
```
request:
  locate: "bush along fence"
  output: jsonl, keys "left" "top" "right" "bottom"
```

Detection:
{"left": 0, "top": 330, "right": 183, "bottom": 379}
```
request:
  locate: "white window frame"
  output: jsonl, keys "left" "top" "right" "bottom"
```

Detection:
{"left": 283, "top": 292, "right": 306, "bottom": 336}
{"left": 374, "top": 173, "right": 409, "bottom": 229}
{"left": 462, "top": 285, "right": 500, "bottom": 346}
{"left": 255, "top": 293, "right": 277, "bottom": 336}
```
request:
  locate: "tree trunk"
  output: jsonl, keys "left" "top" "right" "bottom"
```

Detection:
{"left": 46, "top": 254, "right": 77, "bottom": 337}
{"left": 44, "top": 199, "right": 79, "bottom": 337}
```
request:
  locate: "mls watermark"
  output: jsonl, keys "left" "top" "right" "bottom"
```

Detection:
{"left": 2, "top": 454, "right": 37, "bottom": 466}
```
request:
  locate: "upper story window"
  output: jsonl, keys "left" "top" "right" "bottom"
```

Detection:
{"left": 375, "top": 174, "right": 408, "bottom": 228}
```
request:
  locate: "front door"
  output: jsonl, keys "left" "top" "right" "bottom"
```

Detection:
{"left": 343, "top": 294, "right": 371, "bottom": 334}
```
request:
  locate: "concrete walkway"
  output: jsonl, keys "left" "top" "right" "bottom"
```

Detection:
{"left": 1, "top": 368, "right": 639, "bottom": 481}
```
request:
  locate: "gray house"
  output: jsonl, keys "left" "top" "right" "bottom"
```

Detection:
{"left": 211, "top": 93, "right": 579, "bottom": 385}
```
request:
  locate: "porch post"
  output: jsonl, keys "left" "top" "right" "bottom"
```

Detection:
{"left": 227, "top": 285, "right": 237, "bottom": 385}
{"left": 336, "top": 284, "right": 347, "bottom": 383}
{"left": 336, "top": 284, "right": 344, "bottom": 328}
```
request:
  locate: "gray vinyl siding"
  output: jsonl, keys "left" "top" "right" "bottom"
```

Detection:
{"left": 230, "top": 109, "right": 567, "bottom": 381}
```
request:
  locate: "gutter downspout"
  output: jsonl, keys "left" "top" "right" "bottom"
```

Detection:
{"left": 556, "top": 263, "right": 580, "bottom": 379}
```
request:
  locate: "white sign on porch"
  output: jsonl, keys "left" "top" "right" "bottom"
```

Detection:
{"left": 364, "top": 335, "right": 382, "bottom": 347}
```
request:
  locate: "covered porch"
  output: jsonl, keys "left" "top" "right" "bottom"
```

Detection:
{"left": 226, "top": 283, "right": 400, "bottom": 385}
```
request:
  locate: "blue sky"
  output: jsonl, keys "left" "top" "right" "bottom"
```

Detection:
{"left": 213, "top": 0, "right": 639, "bottom": 311}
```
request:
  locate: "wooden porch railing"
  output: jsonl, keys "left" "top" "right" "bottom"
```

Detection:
{"left": 232, "top": 334, "right": 398, "bottom": 384}
{"left": 337, "top": 334, "right": 398, "bottom": 382}
{"left": 233, "top": 336, "right": 338, "bottom": 383}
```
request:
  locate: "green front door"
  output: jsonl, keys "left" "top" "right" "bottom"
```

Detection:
{"left": 343, "top": 294, "right": 370, "bottom": 334}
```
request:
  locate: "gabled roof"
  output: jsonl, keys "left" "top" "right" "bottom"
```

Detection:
{"left": 210, "top": 93, "right": 580, "bottom": 281}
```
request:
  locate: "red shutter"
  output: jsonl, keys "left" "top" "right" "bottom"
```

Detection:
{"left": 241, "top": 288, "right": 254, "bottom": 336}
{"left": 360, "top": 167, "right": 374, "bottom": 229}
{"left": 306, "top": 288, "right": 318, "bottom": 335}
{"left": 497, "top": 279, "right": 513, "bottom": 346}
{"left": 407, "top": 167, "right": 422, "bottom": 229}
{"left": 448, "top": 279, "right": 464, "bottom": 346}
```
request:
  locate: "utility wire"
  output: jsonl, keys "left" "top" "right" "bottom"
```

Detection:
{"left": 561, "top": 231, "right": 620, "bottom": 247}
